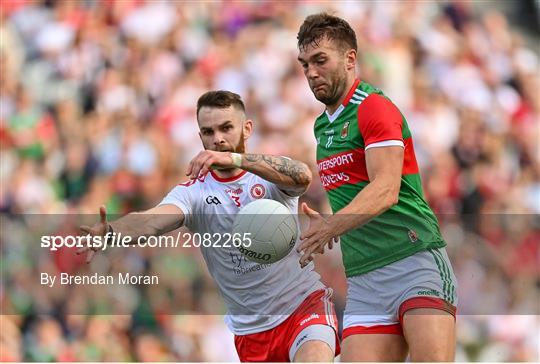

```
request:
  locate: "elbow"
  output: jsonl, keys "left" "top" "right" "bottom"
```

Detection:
{"left": 295, "top": 165, "right": 312, "bottom": 194}
{"left": 283, "top": 164, "right": 312, "bottom": 196}
{"left": 381, "top": 187, "right": 400, "bottom": 211}
{"left": 371, "top": 174, "right": 401, "bottom": 212}
{"left": 291, "top": 163, "right": 312, "bottom": 189}
{"left": 300, "top": 165, "right": 313, "bottom": 188}
{"left": 387, "top": 193, "right": 399, "bottom": 209}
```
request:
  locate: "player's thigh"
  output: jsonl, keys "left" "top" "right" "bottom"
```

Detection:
{"left": 290, "top": 323, "right": 337, "bottom": 362}
{"left": 402, "top": 307, "right": 456, "bottom": 362}
{"left": 398, "top": 247, "right": 457, "bottom": 361}
{"left": 341, "top": 333, "right": 408, "bottom": 362}
{"left": 342, "top": 273, "right": 408, "bottom": 361}
{"left": 293, "top": 339, "right": 334, "bottom": 362}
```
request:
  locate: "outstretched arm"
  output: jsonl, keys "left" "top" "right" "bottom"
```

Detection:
{"left": 107, "top": 204, "right": 185, "bottom": 239}
{"left": 186, "top": 151, "right": 312, "bottom": 196}
{"left": 78, "top": 204, "right": 184, "bottom": 263}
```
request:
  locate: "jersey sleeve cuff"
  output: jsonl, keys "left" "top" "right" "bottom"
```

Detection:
{"left": 158, "top": 200, "right": 190, "bottom": 225}
{"left": 365, "top": 140, "right": 404, "bottom": 150}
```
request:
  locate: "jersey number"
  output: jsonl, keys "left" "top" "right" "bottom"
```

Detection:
{"left": 231, "top": 195, "right": 241, "bottom": 207}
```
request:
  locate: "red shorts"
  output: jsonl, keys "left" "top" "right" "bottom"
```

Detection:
{"left": 234, "top": 288, "right": 340, "bottom": 362}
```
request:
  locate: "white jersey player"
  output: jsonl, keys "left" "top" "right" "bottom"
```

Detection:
{"left": 79, "top": 91, "right": 339, "bottom": 362}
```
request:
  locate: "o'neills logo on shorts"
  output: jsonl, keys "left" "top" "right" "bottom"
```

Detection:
{"left": 417, "top": 289, "right": 440, "bottom": 297}
{"left": 237, "top": 245, "right": 271, "bottom": 262}
{"left": 300, "top": 313, "right": 320, "bottom": 326}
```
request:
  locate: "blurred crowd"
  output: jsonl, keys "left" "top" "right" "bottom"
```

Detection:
{"left": 1, "top": 0, "right": 538, "bottom": 362}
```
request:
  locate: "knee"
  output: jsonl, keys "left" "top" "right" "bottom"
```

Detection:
{"left": 409, "top": 346, "right": 455, "bottom": 362}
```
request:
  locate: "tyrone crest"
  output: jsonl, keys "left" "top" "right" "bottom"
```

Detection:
{"left": 250, "top": 184, "right": 266, "bottom": 199}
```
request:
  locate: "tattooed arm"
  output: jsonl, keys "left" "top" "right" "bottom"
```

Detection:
{"left": 241, "top": 154, "right": 312, "bottom": 196}
{"left": 185, "top": 150, "right": 312, "bottom": 196}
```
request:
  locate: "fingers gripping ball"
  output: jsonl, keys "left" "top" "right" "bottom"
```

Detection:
{"left": 232, "top": 199, "right": 298, "bottom": 264}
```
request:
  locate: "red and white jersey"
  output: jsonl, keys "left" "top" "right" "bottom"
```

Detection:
{"left": 159, "top": 170, "right": 324, "bottom": 335}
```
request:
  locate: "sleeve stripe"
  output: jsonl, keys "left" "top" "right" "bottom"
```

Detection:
{"left": 355, "top": 89, "right": 369, "bottom": 97}
{"left": 365, "top": 140, "right": 404, "bottom": 150}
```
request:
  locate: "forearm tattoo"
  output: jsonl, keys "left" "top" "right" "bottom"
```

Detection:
{"left": 243, "top": 154, "right": 310, "bottom": 185}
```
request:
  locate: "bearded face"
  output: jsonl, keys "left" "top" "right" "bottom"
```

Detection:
{"left": 309, "top": 59, "right": 349, "bottom": 106}
{"left": 298, "top": 37, "right": 354, "bottom": 109}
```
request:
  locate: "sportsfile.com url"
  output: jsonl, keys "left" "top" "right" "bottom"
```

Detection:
{"left": 40, "top": 232, "right": 253, "bottom": 251}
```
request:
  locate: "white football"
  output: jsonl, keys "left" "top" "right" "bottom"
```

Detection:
{"left": 232, "top": 199, "right": 298, "bottom": 264}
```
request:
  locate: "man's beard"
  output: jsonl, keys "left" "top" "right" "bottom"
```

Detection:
{"left": 209, "top": 132, "right": 245, "bottom": 171}
{"left": 314, "top": 86, "right": 341, "bottom": 106}
{"left": 207, "top": 131, "right": 245, "bottom": 153}
{"left": 233, "top": 131, "right": 246, "bottom": 153}
{"left": 313, "top": 70, "right": 348, "bottom": 106}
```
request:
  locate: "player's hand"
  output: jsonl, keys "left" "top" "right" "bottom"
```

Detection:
{"left": 186, "top": 151, "right": 235, "bottom": 179}
{"left": 297, "top": 203, "right": 338, "bottom": 268}
{"left": 77, "top": 205, "right": 108, "bottom": 263}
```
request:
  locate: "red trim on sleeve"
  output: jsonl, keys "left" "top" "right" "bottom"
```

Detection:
{"left": 178, "top": 174, "right": 207, "bottom": 186}
{"left": 399, "top": 297, "right": 457, "bottom": 324}
{"left": 342, "top": 79, "right": 361, "bottom": 106}
{"left": 178, "top": 179, "right": 196, "bottom": 187}
{"left": 343, "top": 324, "right": 403, "bottom": 339}
{"left": 357, "top": 94, "right": 403, "bottom": 147}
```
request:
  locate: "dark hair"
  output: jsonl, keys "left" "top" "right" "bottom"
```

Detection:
{"left": 196, "top": 90, "right": 245, "bottom": 118}
{"left": 297, "top": 13, "right": 357, "bottom": 53}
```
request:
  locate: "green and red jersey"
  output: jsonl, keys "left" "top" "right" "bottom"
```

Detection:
{"left": 315, "top": 79, "right": 446, "bottom": 277}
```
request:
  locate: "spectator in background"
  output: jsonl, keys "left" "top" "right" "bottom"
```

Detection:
{"left": 0, "top": 1, "right": 538, "bottom": 361}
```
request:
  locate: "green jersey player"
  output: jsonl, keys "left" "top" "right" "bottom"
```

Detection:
{"left": 296, "top": 13, "right": 458, "bottom": 362}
